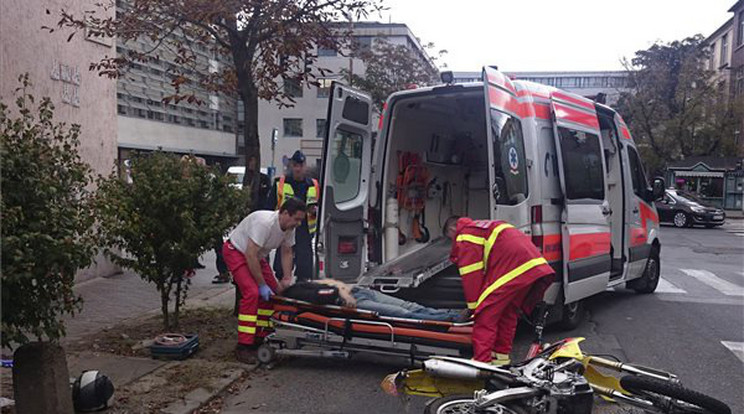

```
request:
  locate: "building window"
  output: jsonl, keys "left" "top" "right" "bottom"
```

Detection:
{"left": 316, "top": 119, "right": 327, "bottom": 138}
{"left": 117, "top": 105, "right": 127, "bottom": 115}
{"left": 284, "top": 78, "right": 303, "bottom": 98}
{"left": 353, "top": 36, "right": 373, "bottom": 55}
{"left": 720, "top": 34, "right": 728, "bottom": 67}
{"left": 318, "top": 46, "right": 337, "bottom": 57}
{"left": 317, "top": 78, "right": 332, "bottom": 98}
{"left": 283, "top": 118, "right": 303, "bottom": 137}
{"left": 739, "top": 11, "right": 744, "bottom": 46}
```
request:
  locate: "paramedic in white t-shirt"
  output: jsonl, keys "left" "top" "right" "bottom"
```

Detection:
{"left": 222, "top": 197, "right": 306, "bottom": 364}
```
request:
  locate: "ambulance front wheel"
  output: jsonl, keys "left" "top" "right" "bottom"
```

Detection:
{"left": 257, "top": 344, "right": 276, "bottom": 364}
{"left": 627, "top": 249, "right": 660, "bottom": 294}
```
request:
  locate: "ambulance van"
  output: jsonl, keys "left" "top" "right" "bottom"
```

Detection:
{"left": 316, "top": 66, "right": 665, "bottom": 328}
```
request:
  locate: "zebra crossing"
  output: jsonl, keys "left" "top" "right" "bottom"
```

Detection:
{"left": 610, "top": 266, "right": 744, "bottom": 304}
{"left": 640, "top": 268, "right": 744, "bottom": 364}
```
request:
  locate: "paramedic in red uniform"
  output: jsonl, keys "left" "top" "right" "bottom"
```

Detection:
{"left": 444, "top": 216, "right": 554, "bottom": 365}
{"left": 223, "top": 198, "right": 306, "bottom": 364}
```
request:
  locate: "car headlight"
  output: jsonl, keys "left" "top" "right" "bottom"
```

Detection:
{"left": 691, "top": 207, "right": 706, "bottom": 214}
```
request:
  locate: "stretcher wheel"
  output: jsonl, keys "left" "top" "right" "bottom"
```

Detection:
{"left": 257, "top": 344, "right": 276, "bottom": 364}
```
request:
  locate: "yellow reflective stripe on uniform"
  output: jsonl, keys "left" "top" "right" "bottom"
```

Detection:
{"left": 306, "top": 180, "right": 318, "bottom": 204}
{"left": 238, "top": 314, "right": 257, "bottom": 322}
{"left": 256, "top": 320, "right": 273, "bottom": 327}
{"left": 467, "top": 301, "right": 477, "bottom": 310}
{"left": 307, "top": 179, "right": 319, "bottom": 233}
{"left": 475, "top": 257, "right": 548, "bottom": 309}
{"left": 257, "top": 309, "right": 274, "bottom": 316}
{"left": 238, "top": 326, "right": 256, "bottom": 334}
{"left": 458, "top": 261, "right": 484, "bottom": 276}
{"left": 483, "top": 224, "right": 513, "bottom": 267}
{"left": 456, "top": 234, "right": 486, "bottom": 245}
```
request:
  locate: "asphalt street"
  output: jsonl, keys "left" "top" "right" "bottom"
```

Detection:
{"left": 221, "top": 222, "right": 744, "bottom": 414}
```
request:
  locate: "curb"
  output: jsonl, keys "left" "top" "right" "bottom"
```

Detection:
{"left": 162, "top": 363, "right": 257, "bottom": 414}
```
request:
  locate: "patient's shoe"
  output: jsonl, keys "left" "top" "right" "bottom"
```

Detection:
{"left": 454, "top": 309, "right": 471, "bottom": 323}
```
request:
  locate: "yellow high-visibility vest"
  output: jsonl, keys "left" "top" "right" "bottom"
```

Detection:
{"left": 276, "top": 176, "right": 320, "bottom": 233}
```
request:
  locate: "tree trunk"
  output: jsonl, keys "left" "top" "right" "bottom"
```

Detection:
{"left": 227, "top": 24, "right": 261, "bottom": 211}
{"left": 173, "top": 275, "right": 183, "bottom": 330}
{"left": 241, "top": 84, "right": 261, "bottom": 210}
{"left": 160, "top": 283, "right": 170, "bottom": 331}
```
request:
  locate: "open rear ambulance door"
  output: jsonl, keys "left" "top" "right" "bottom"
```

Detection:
{"left": 550, "top": 91, "right": 612, "bottom": 303}
{"left": 316, "top": 82, "right": 373, "bottom": 283}
{"left": 481, "top": 66, "right": 531, "bottom": 225}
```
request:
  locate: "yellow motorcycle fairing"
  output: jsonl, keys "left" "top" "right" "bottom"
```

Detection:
{"left": 548, "top": 337, "right": 587, "bottom": 361}
{"left": 387, "top": 369, "right": 485, "bottom": 398}
{"left": 546, "top": 337, "right": 629, "bottom": 401}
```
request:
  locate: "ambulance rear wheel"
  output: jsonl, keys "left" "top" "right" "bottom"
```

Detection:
{"left": 257, "top": 344, "right": 276, "bottom": 364}
{"left": 558, "top": 300, "right": 584, "bottom": 330}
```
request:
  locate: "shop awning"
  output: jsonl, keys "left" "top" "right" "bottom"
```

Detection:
{"left": 674, "top": 171, "right": 724, "bottom": 178}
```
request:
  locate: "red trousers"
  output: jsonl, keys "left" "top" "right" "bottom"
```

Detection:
{"left": 223, "top": 241, "right": 279, "bottom": 345}
{"left": 471, "top": 283, "right": 532, "bottom": 362}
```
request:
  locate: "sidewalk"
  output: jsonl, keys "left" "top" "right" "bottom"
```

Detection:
{"left": 2, "top": 251, "right": 245, "bottom": 414}
{"left": 63, "top": 250, "right": 235, "bottom": 343}
{"left": 726, "top": 209, "right": 744, "bottom": 220}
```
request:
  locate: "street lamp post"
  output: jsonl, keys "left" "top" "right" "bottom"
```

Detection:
{"left": 270, "top": 127, "right": 278, "bottom": 180}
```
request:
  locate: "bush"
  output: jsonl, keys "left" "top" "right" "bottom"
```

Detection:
{"left": 1, "top": 75, "right": 97, "bottom": 348}
{"left": 95, "top": 152, "right": 247, "bottom": 330}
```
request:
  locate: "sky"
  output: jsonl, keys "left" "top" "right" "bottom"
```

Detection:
{"left": 377, "top": 0, "right": 735, "bottom": 72}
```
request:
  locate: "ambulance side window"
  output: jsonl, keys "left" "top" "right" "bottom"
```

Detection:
{"left": 557, "top": 127, "right": 605, "bottom": 201}
{"left": 490, "top": 109, "right": 528, "bottom": 205}
{"left": 627, "top": 146, "right": 648, "bottom": 199}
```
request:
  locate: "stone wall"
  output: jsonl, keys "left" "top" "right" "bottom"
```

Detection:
{"left": 1, "top": 0, "right": 120, "bottom": 281}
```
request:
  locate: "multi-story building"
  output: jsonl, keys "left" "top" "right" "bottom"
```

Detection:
{"left": 254, "top": 22, "right": 436, "bottom": 173}
{"left": 729, "top": 1, "right": 744, "bottom": 150}
{"left": 453, "top": 71, "right": 629, "bottom": 105}
{"left": 1, "top": 0, "right": 119, "bottom": 280}
{"left": 705, "top": 18, "right": 735, "bottom": 95}
{"left": 115, "top": 4, "right": 240, "bottom": 168}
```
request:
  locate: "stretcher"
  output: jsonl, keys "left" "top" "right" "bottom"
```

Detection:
{"left": 255, "top": 296, "right": 473, "bottom": 365}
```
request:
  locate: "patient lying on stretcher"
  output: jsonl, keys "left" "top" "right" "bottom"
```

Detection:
{"left": 283, "top": 279, "right": 470, "bottom": 322}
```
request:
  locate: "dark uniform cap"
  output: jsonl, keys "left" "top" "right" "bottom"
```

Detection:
{"left": 290, "top": 150, "right": 306, "bottom": 164}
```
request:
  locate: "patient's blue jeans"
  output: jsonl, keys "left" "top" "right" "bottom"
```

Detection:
{"left": 351, "top": 287, "right": 462, "bottom": 321}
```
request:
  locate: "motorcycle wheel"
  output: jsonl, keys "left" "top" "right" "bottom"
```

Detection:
{"left": 620, "top": 376, "right": 731, "bottom": 414}
{"left": 424, "top": 395, "right": 527, "bottom": 414}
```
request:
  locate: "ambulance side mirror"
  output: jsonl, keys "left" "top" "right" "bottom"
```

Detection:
{"left": 651, "top": 177, "right": 665, "bottom": 201}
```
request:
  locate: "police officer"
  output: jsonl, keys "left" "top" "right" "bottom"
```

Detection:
{"left": 265, "top": 150, "right": 319, "bottom": 281}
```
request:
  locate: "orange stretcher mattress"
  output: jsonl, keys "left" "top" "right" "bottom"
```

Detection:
{"left": 271, "top": 296, "right": 473, "bottom": 350}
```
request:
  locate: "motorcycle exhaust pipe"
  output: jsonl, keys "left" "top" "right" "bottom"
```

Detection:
{"left": 423, "top": 359, "right": 488, "bottom": 380}
{"left": 474, "top": 387, "right": 540, "bottom": 409}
